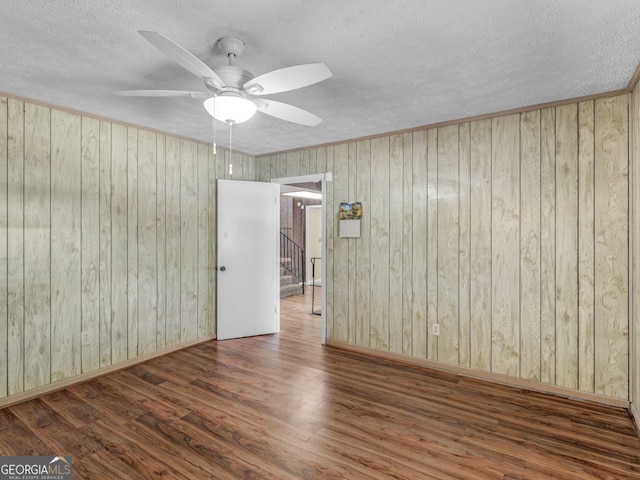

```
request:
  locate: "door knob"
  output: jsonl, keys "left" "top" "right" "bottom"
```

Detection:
{"left": 219, "top": 266, "right": 226, "bottom": 271}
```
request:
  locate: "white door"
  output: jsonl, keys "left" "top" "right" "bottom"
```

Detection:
{"left": 217, "top": 179, "right": 280, "bottom": 340}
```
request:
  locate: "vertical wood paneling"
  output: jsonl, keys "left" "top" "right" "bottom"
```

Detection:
{"left": 520, "top": 110, "right": 541, "bottom": 380}
{"left": 437, "top": 125, "right": 459, "bottom": 364}
{"left": 633, "top": 84, "right": 640, "bottom": 415}
{"left": 491, "top": 114, "right": 520, "bottom": 376}
{"left": 197, "top": 143, "right": 209, "bottom": 337}
{"left": 355, "top": 140, "right": 371, "bottom": 347}
{"left": 332, "top": 143, "right": 349, "bottom": 342}
{"left": 215, "top": 149, "right": 224, "bottom": 181}
{"left": 307, "top": 100, "right": 629, "bottom": 402}
{"left": 281, "top": 196, "right": 293, "bottom": 231}
{"left": 316, "top": 147, "right": 326, "bottom": 175}
{"left": 127, "top": 128, "right": 138, "bottom": 359}
{"left": 156, "top": 134, "right": 166, "bottom": 349}
{"left": 325, "top": 146, "right": 334, "bottom": 341}
{"left": 414, "top": 130, "right": 429, "bottom": 358}
{"left": 458, "top": 122, "right": 471, "bottom": 367}
{"left": 0, "top": 92, "right": 633, "bottom": 406}
{"left": 348, "top": 142, "right": 358, "bottom": 344}
{"left": 260, "top": 155, "right": 268, "bottom": 179}
{"left": 540, "top": 107, "right": 557, "bottom": 384}
{"left": 240, "top": 152, "right": 248, "bottom": 180}
{"left": 239, "top": 152, "right": 249, "bottom": 180}
{"left": 239, "top": 152, "right": 247, "bottom": 180}
{"left": 555, "top": 104, "right": 579, "bottom": 390}
{"left": 594, "top": 95, "right": 628, "bottom": 399}
{"left": 221, "top": 150, "right": 229, "bottom": 180}
{"left": 110, "top": 124, "right": 128, "bottom": 363}
{"left": 370, "top": 136, "right": 389, "bottom": 350}
{"left": 245, "top": 154, "right": 256, "bottom": 181}
{"left": 165, "top": 136, "right": 181, "bottom": 346}
{"left": 137, "top": 130, "right": 157, "bottom": 355}
{"left": 98, "top": 121, "right": 112, "bottom": 368}
{"left": 402, "top": 133, "right": 414, "bottom": 356}
{"left": 578, "top": 101, "right": 595, "bottom": 392}
{"left": 231, "top": 151, "right": 241, "bottom": 179}
{"left": 287, "top": 151, "right": 301, "bottom": 177}
{"left": 7, "top": 99, "right": 24, "bottom": 395}
{"left": 276, "top": 153, "right": 287, "bottom": 179}
{"left": 215, "top": 150, "right": 226, "bottom": 200}
{"left": 259, "top": 155, "right": 268, "bottom": 181}
{"left": 308, "top": 149, "right": 318, "bottom": 175}
{"left": 0, "top": 97, "right": 7, "bottom": 398}
{"left": 388, "top": 134, "right": 403, "bottom": 354}
{"left": 300, "top": 149, "right": 310, "bottom": 176}
{"left": 50, "top": 110, "right": 82, "bottom": 382}
{"left": 425, "top": 129, "right": 437, "bottom": 360}
{"left": 208, "top": 146, "right": 217, "bottom": 337}
{"left": 23, "top": 103, "right": 51, "bottom": 390}
{"left": 220, "top": 150, "right": 228, "bottom": 180}
{"left": 80, "top": 117, "right": 100, "bottom": 373}
{"left": 255, "top": 152, "right": 264, "bottom": 179}
{"left": 255, "top": 156, "right": 264, "bottom": 182}
{"left": 1, "top": 99, "right": 266, "bottom": 403}
{"left": 257, "top": 156, "right": 270, "bottom": 182}
{"left": 180, "top": 140, "right": 198, "bottom": 342}
{"left": 469, "top": 119, "right": 492, "bottom": 372}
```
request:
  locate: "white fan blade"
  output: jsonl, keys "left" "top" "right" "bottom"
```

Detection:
{"left": 244, "top": 63, "right": 332, "bottom": 95}
{"left": 255, "top": 99, "right": 322, "bottom": 126}
{"left": 138, "top": 31, "right": 225, "bottom": 88}
{"left": 113, "top": 89, "right": 209, "bottom": 98}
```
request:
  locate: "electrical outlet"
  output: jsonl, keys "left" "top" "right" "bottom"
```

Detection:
{"left": 432, "top": 324, "right": 440, "bottom": 336}
{"left": 82, "top": 332, "right": 91, "bottom": 345}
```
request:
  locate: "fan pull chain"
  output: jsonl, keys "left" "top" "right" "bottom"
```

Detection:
{"left": 212, "top": 95, "right": 218, "bottom": 156}
{"left": 212, "top": 117, "right": 217, "bottom": 155}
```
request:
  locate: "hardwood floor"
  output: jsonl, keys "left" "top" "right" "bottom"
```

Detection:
{"left": 1, "top": 290, "right": 640, "bottom": 479}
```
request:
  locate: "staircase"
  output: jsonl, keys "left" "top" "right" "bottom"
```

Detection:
{"left": 280, "top": 265, "right": 303, "bottom": 298}
{"left": 280, "top": 230, "right": 305, "bottom": 298}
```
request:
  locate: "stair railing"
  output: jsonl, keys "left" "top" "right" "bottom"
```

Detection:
{"left": 280, "top": 230, "right": 305, "bottom": 294}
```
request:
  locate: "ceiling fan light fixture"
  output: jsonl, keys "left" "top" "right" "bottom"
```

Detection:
{"left": 204, "top": 95, "right": 257, "bottom": 124}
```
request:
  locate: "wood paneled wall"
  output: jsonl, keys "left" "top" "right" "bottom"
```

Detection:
{"left": 0, "top": 91, "right": 632, "bottom": 405}
{"left": 632, "top": 81, "right": 640, "bottom": 419}
{"left": 0, "top": 96, "right": 256, "bottom": 400}
{"left": 260, "top": 94, "right": 630, "bottom": 401}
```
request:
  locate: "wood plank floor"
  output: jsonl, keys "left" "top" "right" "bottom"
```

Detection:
{"left": 2, "top": 290, "right": 640, "bottom": 479}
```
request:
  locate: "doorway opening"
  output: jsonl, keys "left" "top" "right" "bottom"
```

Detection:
{"left": 272, "top": 173, "right": 328, "bottom": 343}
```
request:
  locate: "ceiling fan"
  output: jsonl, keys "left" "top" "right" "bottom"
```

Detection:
{"left": 114, "top": 31, "right": 332, "bottom": 126}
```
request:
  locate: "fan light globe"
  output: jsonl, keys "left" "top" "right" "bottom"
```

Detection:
{"left": 204, "top": 96, "right": 257, "bottom": 124}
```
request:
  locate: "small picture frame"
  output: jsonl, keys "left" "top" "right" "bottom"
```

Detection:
{"left": 338, "top": 202, "right": 362, "bottom": 220}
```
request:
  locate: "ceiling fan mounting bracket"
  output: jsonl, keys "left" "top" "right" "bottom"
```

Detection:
{"left": 216, "top": 36, "right": 246, "bottom": 59}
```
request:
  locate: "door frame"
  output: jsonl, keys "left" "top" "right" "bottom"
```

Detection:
{"left": 305, "top": 204, "right": 322, "bottom": 286}
{"left": 272, "top": 173, "right": 330, "bottom": 344}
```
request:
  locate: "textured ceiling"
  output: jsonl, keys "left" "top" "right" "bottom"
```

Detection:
{"left": 1, "top": 0, "right": 639, "bottom": 156}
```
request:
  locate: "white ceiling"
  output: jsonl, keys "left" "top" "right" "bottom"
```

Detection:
{"left": 1, "top": 0, "right": 639, "bottom": 156}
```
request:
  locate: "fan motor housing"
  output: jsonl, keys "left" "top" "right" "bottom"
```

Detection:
{"left": 206, "top": 66, "right": 254, "bottom": 93}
